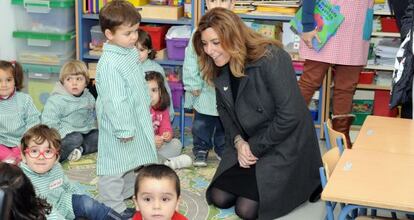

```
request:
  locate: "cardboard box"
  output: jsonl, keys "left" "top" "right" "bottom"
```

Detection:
{"left": 138, "top": 5, "right": 183, "bottom": 20}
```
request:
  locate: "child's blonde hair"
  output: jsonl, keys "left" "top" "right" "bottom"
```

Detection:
{"left": 59, "top": 60, "right": 90, "bottom": 84}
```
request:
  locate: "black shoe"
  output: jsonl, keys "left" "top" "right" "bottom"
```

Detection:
{"left": 309, "top": 184, "right": 322, "bottom": 203}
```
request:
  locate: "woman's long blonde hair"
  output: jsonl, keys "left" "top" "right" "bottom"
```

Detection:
{"left": 193, "top": 8, "right": 282, "bottom": 82}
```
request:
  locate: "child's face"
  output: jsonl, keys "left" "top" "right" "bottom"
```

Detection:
{"left": 148, "top": 80, "right": 160, "bottom": 107}
{"left": 206, "top": 0, "right": 235, "bottom": 10}
{"left": 0, "top": 69, "right": 15, "bottom": 98}
{"left": 63, "top": 74, "right": 87, "bottom": 96}
{"left": 137, "top": 43, "right": 150, "bottom": 62}
{"left": 133, "top": 177, "right": 179, "bottom": 220}
{"left": 105, "top": 23, "right": 140, "bottom": 48}
{"left": 22, "top": 138, "right": 58, "bottom": 174}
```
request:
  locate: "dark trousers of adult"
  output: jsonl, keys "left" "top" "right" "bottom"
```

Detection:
{"left": 192, "top": 111, "right": 225, "bottom": 157}
{"left": 298, "top": 60, "right": 362, "bottom": 148}
{"left": 60, "top": 129, "right": 99, "bottom": 162}
{"left": 72, "top": 194, "right": 124, "bottom": 220}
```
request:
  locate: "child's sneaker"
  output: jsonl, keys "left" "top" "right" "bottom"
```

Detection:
{"left": 164, "top": 155, "right": 192, "bottom": 169}
{"left": 193, "top": 150, "right": 208, "bottom": 167}
{"left": 68, "top": 147, "right": 83, "bottom": 161}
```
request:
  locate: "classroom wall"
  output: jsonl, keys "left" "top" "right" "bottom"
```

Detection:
{"left": 0, "top": 1, "right": 16, "bottom": 60}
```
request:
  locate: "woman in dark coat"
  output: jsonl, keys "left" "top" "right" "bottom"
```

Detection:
{"left": 192, "top": 8, "right": 322, "bottom": 220}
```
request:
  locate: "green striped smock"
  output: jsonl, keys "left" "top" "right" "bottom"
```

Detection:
{"left": 95, "top": 43, "right": 157, "bottom": 176}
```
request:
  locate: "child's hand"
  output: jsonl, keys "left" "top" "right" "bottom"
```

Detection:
{"left": 155, "top": 135, "right": 164, "bottom": 149}
{"left": 191, "top": 90, "right": 201, "bottom": 97}
{"left": 162, "top": 132, "right": 173, "bottom": 142}
{"left": 119, "top": 136, "right": 134, "bottom": 143}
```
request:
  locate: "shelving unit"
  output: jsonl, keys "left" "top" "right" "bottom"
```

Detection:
{"left": 75, "top": 0, "right": 196, "bottom": 65}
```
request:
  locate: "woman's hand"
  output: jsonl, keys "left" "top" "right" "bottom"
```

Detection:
{"left": 155, "top": 135, "right": 164, "bottom": 149}
{"left": 235, "top": 139, "right": 258, "bottom": 168}
{"left": 162, "top": 132, "right": 173, "bottom": 142}
{"left": 301, "top": 28, "right": 321, "bottom": 49}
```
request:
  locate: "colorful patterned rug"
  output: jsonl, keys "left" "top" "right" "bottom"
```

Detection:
{"left": 62, "top": 128, "right": 240, "bottom": 220}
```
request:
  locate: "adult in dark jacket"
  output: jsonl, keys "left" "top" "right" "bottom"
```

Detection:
{"left": 192, "top": 8, "right": 322, "bottom": 220}
{"left": 394, "top": 0, "right": 413, "bottom": 118}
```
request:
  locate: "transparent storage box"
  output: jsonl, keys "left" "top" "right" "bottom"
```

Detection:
{"left": 13, "top": 31, "right": 75, "bottom": 66}
{"left": 90, "top": 25, "right": 106, "bottom": 48}
{"left": 12, "top": 0, "right": 75, "bottom": 34}
{"left": 21, "top": 63, "right": 61, "bottom": 111}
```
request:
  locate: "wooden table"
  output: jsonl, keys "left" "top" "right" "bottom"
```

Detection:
{"left": 321, "top": 149, "right": 414, "bottom": 220}
{"left": 353, "top": 115, "right": 414, "bottom": 155}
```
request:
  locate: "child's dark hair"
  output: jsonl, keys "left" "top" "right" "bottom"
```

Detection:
{"left": 21, "top": 124, "right": 62, "bottom": 155}
{"left": 99, "top": 0, "right": 141, "bottom": 33}
{"left": 134, "top": 164, "right": 180, "bottom": 197}
{"left": 0, "top": 163, "right": 52, "bottom": 220}
{"left": 145, "top": 71, "right": 170, "bottom": 111}
{"left": 137, "top": 29, "right": 157, "bottom": 60}
{"left": 0, "top": 60, "right": 24, "bottom": 91}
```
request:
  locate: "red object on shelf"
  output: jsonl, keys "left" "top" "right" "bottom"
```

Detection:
{"left": 373, "top": 90, "right": 398, "bottom": 117}
{"left": 380, "top": 17, "right": 399, "bottom": 33}
{"left": 358, "top": 71, "right": 375, "bottom": 84}
{"left": 139, "top": 25, "right": 170, "bottom": 51}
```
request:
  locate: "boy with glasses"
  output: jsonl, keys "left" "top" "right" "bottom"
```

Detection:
{"left": 19, "top": 124, "right": 125, "bottom": 220}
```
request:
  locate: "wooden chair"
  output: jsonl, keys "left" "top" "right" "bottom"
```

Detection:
{"left": 324, "top": 119, "right": 348, "bottom": 150}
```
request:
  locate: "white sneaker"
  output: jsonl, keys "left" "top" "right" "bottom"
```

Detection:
{"left": 68, "top": 147, "right": 83, "bottom": 161}
{"left": 164, "top": 155, "right": 192, "bottom": 170}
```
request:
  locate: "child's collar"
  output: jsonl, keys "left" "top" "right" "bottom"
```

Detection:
{"left": 103, "top": 42, "right": 135, "bottom": 55}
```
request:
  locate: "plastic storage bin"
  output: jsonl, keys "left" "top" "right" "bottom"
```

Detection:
{"left": 352, "top": 99, "right": 374, "bottom": 125}
{"left": 380, "top": 17, "right": 399, "bottom": 33}
{"left": 373, "top": 90, "right": 398, "bottom": 117}
{"left": 168, "top": 81, "right": 183, "bottom": 109}
{"left": 90, "top": 25, "right": 106, "bottom": 48}
{"left": 13, "top": 31, "right": 75, "bottom": 66}
{"left": 140, "top": 25, "right": 170, "bottom": 51}
{"left": 12, "top": 0, "right": 75, "bottom": 34}
{"left": 22, "top": 64, "right": 60, "bottom": 110}
{"left": 166, "top": 38, "right": 189, "bottom": 60}
{"left": 358, "top": 71, "right": 375, "bottom": 84}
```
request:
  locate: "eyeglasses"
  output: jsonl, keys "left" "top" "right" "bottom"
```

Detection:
{"left": 24, "top": 148, "right": 57, "bottom": 159}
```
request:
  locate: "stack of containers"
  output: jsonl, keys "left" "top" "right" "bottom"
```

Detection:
{"left": 12, "top": 0, "right": 76, "bottom": 110}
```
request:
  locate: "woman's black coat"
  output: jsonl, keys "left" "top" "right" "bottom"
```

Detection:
{"left": 206, "top": 46, "right": 322, "bottom": 220}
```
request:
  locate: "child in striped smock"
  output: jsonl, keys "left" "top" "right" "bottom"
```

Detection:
{"left": 145, "top": 71, "right": 192, "bottom": 169}
{"left": 95, "top": 0, "right": 157, "bottom": 218}
{"left": 41, "top": 60, "right": 98, "bottom": 162}
{"left": 136, "top": 29, "right": 175, "bottom": 120}
{"left": 0, "top": 60, "right": 40, "bottom": 165}
{"left": 19, "top": 124, "right": 124, "bottom": 220}
{"left": 182, "top": 0, "right": 236, "bottom": 166}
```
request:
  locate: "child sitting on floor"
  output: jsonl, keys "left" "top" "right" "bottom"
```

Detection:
{"left": 136, "top": 29, "right": 175, "bottom": 120}
{"left": 0, "top": 60, "right": 40, "bottom": 164}
{"left": 145, "top": 71, "right": 192, "bottom": 170}
{"left": 41, "top": 60, "right": 98, "bottom": 162}
{"left": 19, "top": 124, "right": 124, "bottom": 220}
{"left": 132, "top": 164, "right": 188, "bottom": 220}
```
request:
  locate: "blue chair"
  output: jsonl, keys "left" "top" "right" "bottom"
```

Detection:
{"left": 178, "top": 95, "right": 194, "bottom": 147}
{"left": 319, "top": 142, "right": 344, "bottom": 220}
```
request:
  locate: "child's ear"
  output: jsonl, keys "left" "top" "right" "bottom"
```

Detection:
{"left": 132, "top": 195, "right": 140, "bottom": 211}
{"left": 175, "top": 196, "right": 181, "bottom": 211}
{"left": 104, "top": 29, "right": 114, "bottom": 41}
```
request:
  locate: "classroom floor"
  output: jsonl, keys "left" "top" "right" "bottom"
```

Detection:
{"left": 65, "top": 126, "right": 397, "bottom": 220}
